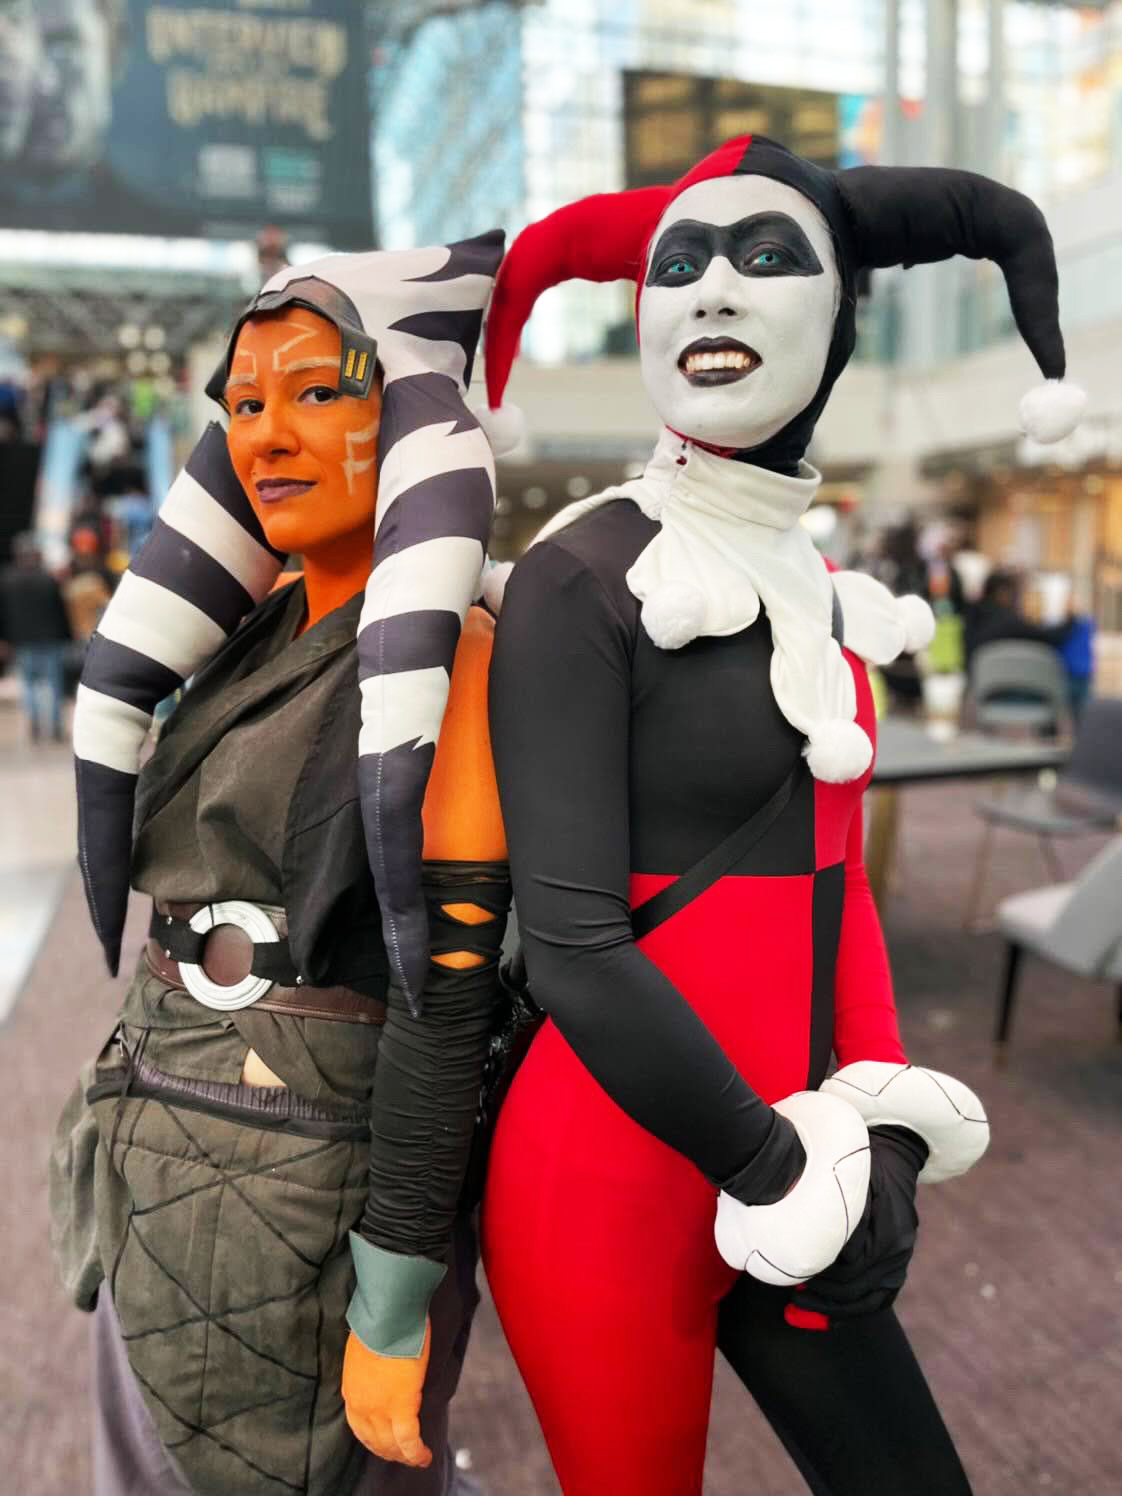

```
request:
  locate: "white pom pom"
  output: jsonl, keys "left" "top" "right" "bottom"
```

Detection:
{"left": 714, "top": 1091, "right": 871, "bottom": 1285}
{"left": 641, "top": 580, "right": 706, "bottom": 649}
{"left": 805, "top": 718, "right": 872, "bottom": 783}
{"left": 480, "top": 559, "right": 513, "bottom": 615}
{"left": 474, "top": 402, "right": 525, "bottom": 456}
{"left": 1019, "top": 379, "right": 1086, "bottom": 445}
{"left": 897, "top": 593, "right": 935, "bottom": 653}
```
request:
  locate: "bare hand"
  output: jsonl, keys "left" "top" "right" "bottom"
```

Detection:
{"left": 342, "top": 1321, "right": 432, "bottom": 1468}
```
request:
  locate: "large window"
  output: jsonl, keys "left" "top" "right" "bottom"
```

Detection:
{"left": 371, "top": 0, "right": 1122, "bottom": 367}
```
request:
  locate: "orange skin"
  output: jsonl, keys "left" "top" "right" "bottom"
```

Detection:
{"left": 226, "top": 308, "right": 379, "bottom": 630}
{"left": 226, "top": 308, "right": 505, "bottom": 1468}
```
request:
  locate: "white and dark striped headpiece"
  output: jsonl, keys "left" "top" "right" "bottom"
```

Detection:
{"left": 74, "top": 231, "right": 506, "bottom": 1011}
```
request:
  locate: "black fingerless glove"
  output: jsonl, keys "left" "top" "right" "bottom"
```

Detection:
{"left": 359, "top": 860, "right": 510, "bottom": 1257}
{"left": 792, "top": 1124, "right": 928, "bottom": 1320}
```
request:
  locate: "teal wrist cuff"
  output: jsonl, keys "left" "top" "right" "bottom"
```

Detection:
{"left": 346, "top": 1233, "right": 447, "bottom": 1358}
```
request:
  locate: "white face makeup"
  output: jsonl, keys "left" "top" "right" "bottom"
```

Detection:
{"left": 638, "top": 175, "right": 840, "bottom": 449}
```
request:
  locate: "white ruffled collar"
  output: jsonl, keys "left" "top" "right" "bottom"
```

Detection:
{"left": 525, "top": 428, "right": 934, "bottom": 784}
{"left": 625, "top": 428, "right": 821, "bottom": 531}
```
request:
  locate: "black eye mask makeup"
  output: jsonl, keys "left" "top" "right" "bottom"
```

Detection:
{"left": 645, "top": 212, "right": 825, "bottom": 288}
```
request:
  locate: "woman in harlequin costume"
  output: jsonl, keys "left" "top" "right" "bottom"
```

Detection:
{"left": 50, "top": 234, "right": 514, "bottom": 1496}
{"left": 479, "top": 137, "right": 1084, "bottom": 1495}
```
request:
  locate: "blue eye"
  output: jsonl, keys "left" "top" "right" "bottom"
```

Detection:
{"left": 750, "top": 249, "right": 784, "bottom": 269}
{"left": 662, "top": 257, "right": 697, "bottom": 277}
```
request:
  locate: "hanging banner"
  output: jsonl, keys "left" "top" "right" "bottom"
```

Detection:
{"left": 0, "top": 0, "right": 372, "bottom": 246}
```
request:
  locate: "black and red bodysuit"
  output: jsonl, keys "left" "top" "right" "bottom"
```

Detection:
{"left": 482, "top": 498, "right": 969, "bottom": 1496}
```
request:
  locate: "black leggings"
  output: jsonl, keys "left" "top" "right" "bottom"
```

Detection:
{"left": 718, "top": 1278, "right": 973, "bottom": 1496}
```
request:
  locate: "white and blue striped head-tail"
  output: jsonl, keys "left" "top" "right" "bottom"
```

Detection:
{"left": 73, "top": 231, "right": 506, "bottom": 1011}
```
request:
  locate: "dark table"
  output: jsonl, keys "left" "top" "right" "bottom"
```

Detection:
{"left": 866, "top": 718, "right": 1070, "bottom": 904}
{"left": 872, "top": 718, "right": 1069, "bottom": 785}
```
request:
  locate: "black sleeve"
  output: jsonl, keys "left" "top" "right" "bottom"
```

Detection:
{"left": 358, "top": 861, "right": 509, "bottom": 1259}
{"left": 489, "top": 539, "right": 803, "bottom": 1204}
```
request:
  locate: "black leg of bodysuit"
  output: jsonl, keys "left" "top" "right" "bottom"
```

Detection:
{"left": 717, "top": 1277, "right": 973, "bottom": 1496}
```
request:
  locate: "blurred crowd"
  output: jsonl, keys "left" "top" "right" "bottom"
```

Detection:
{"left": 0, "top": 518, "right": 122, "bottom": 743}
{"left": 0, "top": 365, "right": 161, "bottom": 741}
{"left": 849, "top": 517, "right": 1094, "bottom": 721}
{"left": 1, "top": 351, "right": 169, "bottom": 452}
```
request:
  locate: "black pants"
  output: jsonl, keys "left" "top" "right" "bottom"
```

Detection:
{"left": 718, "top": 1278, "right": 973, "bottom": 1496}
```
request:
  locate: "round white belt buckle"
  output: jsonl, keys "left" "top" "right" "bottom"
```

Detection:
{"left": 179, "top": 901, "right": 279, "bottom": 1011}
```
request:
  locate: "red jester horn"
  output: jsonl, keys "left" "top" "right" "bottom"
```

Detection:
{"left": 484, "top": 185, "right": 672, "bottom": 415}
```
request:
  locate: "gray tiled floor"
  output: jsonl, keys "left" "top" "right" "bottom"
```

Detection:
{"left": 3, "top": 725, "right": 1120, "bottom": 1494}
{"left": 0, "top": 686, "right": 75, "bottom": 1020}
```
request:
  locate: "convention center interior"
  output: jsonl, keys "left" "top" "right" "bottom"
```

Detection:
{"left": 1, "top": 3, "right": 1119, "bottom": 1494}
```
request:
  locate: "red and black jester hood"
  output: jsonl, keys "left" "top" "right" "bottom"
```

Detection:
{"left": 484, "top": 135, "right": 1084, "bottom": 469}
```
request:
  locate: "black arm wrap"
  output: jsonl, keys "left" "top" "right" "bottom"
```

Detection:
{"left": 359, "top": 861, "right": 510, "bottom": 1260}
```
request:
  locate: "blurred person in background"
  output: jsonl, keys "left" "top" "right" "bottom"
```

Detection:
{"left": 257, "top": 223, "right": 291, "bottom": 284}
{"left": 860, "top": 523, "right": 928, "bottom": 707}
{"left": 1059, "top": 581, "right": 1096, "bottom": 717}
{"left": 0, "top": 531, "right": 72, "bottom": 742}
{"left": 61, "top": 524, "right": 114, "bottom": 654}
{"left": 25, "top": 355, "right": 69, "bottom": 440}
{"left": 849, "top": 524, "right": 899, "bottom": 589}
{"left": 964, "top": 569, "right": 1071, "bottom": 662}
{"left": 913, "top": 520, "right": 966, "bottom": 618}
{"left": 105, "top": 482, "right": 154, "bottom": 559}
{"left": 915, "top": 521, "right": 967, "bottom": 677}
{"left": 0, "top": 380, "right": 25, "bottom": 442}
{"left": 83, "top": 391, "right": 131, "bottom": 476}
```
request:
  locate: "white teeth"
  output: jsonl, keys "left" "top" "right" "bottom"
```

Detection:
{"left": 683, "top": 348, "right": 753, "bottom": 375}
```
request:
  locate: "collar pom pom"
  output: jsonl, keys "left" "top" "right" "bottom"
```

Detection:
{"left": 805, "top": 719, "right": 873, "bottom": 783}
{"left": 641, "top": 580, "right": 706, "bottom": 650}
{"left": 897, "top": 593, "right": 936, "bottom": 653}
{"left": 480, "top": 558, "right": 513, "bottom": 615}
{"left": 1019, "top": 380, "right": 1087, "bottom": 445}
{"left": 474, "top": 402, "right": 525, "bottom": 457}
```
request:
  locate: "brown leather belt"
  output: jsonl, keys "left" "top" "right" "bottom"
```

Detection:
{"left": 147, "top": 900, "right": 386, "bottom": 1025}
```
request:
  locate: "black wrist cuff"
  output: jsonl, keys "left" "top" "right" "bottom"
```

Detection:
{"left": 870, "top": 1123, "right": 930, "bottom": 1177}
{"left": 719, "top": 1110, "right": 807, "bottom": 1207}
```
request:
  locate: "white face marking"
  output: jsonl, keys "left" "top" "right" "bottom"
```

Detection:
{"left": 343, "top": 416, "right": 379, "bottom": 495}
{"left": 227, "top": 322, "right": 338, "bottom": 396}
{"left": 282, "top": 357, "right": 340, "bottom": 376}
{"left": 226, "top": 348, "right": 258, "bottom": 390}
{"left": 271, "top": 322, "right": 322, "bottom": 373}
{"left": 638, "top": 176, "right": 840, "bottom": 450}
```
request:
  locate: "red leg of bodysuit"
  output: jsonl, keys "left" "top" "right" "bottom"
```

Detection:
{"left": 483, "top": 1022, "right": 737, "bottom": 1495}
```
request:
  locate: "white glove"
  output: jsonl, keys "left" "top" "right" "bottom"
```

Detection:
{"left": 714, "top": 1090, "right": 870, "bottom": 1286}
{"left": 821, "top": 1062, "right": 989, "bottom": 1183}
